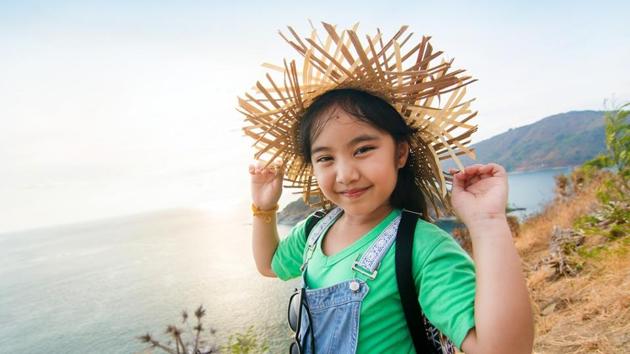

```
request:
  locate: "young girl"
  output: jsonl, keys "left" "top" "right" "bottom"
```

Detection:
{"left": 242, "top": 24, "right": 533, "bottom": 354}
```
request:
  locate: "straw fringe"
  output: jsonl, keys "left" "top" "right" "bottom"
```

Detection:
{"left": 238, "top": 22, "right": 478, "bottom": 217}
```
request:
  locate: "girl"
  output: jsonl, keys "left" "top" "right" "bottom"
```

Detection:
{"left": 242, "top": 23, "right": 533, "bottom": 354}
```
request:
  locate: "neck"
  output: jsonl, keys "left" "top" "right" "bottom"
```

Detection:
{"left": 340, "top": 202, "right": 394, "bottom": 228}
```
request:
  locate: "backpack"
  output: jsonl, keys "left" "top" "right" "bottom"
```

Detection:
{"left": 304, "top": 209, "right": 456, "bottom": 354}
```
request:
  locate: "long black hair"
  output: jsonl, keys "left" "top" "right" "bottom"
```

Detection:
{"left": 297, "top": 88, "right": 429, "bottom": 219}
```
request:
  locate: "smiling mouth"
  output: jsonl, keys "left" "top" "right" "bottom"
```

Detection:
{"left": 340, "top": 187, "right": 370, "bottom": 198}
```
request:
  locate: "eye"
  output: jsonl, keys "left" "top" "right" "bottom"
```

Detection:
{"left": 315, "top": 155, "right": 333, "bottom": 163}
{"left": 355, "top": 146, "right": 375, "bottom": 156}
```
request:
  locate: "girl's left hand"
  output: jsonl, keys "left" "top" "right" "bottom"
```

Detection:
{"left": 448, "top": 163, "right": 508, "bottom": 226}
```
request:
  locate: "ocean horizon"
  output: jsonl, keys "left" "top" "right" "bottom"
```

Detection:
{"left": 0, "top": 166, "right": 571, "bottom": 353}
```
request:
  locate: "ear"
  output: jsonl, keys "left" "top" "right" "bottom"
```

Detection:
{"left": 396, "top": 141, "right": 410, "bottom": 168}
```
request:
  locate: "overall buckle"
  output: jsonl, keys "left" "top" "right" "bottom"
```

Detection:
{"left": 352, "top": 261, "right": 378, "bottom": 280}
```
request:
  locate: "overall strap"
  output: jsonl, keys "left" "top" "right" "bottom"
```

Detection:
{"left": 304, "top": 208, "right": 401, "bottom": 280}
{"left": 304, "top": 207, "right": 343, "bottom": 247}
{"left": 352, "top": 214, "right": 401, "bottom": 280}
{"left": 300, "top": 207, "right": 342, "bottom": 272}
{"left": 303, "top": 209, "right": 330, "bottom": 240}
{"left": 395, "top": 210, "right": 434, "bottom": 353}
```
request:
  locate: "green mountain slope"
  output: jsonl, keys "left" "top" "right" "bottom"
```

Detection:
{"left": 444, "top": 110, "right": 606, "bottom": 171}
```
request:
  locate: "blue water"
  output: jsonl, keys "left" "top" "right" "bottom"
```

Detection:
{"left": 507, "top": 166, "right": 572, "bottom": 219}
{"left": 437, "top": 166, "right": 572, "bottom": 232}
{"left": 0, "top": 167, "right": 571, "bottom": 353}
{"left": 0, "top": 207, "right": 298, "bottom": 353}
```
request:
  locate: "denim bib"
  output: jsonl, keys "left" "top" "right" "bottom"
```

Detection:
{"left": 295, "top": 207, "right": 400, "bottom": 354}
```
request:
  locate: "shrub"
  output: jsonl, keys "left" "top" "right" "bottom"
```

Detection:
{"left": 137, "top": 305, "right": 268, "bottom": 354}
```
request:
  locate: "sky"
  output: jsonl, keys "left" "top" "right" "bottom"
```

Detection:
{"left": 1, "top": 0, "right": 629, "bottom": 232}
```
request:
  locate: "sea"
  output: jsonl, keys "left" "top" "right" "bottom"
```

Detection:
{"left": 0, "top": 166, "right": 572, "bottom": 353}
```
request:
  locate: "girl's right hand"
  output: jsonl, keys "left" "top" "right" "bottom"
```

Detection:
{"left": 249, "top": 159, "right": 284, "bottom": 210}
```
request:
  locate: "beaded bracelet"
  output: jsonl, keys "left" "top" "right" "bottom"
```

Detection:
{"left": 251, "top": 203, "right": 279, "bottom": 224}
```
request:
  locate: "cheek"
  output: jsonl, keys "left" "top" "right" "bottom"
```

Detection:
{"left": 371, "top": 153, "right": 398, "bottom": 175}
{"left": 374, "top": 161, "right": 400, "bottom": 191}
{"left": 313, "top": 166, "right": 333, "bottom": 188}
{"left": 313, "top": 168, "right": 338, "bottom": 201}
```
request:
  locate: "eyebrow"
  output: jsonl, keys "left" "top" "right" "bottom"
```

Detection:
{"left": 311, "top": 134, "right": 380, "bottom": 155}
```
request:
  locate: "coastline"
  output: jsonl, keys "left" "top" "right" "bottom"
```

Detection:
{"left": 278, "top": 165, "right": 575, "bottom": 226}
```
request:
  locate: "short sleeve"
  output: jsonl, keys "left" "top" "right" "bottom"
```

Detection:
{"left": 271, "top": 217, "right": 309, "bottom": 281}
{"left": 413, "top": 224, "right": 476, "bottom": 350}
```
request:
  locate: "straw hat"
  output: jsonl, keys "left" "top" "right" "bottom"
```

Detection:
{"left": 238, "top": 22, "right": 478, "bottom": 218}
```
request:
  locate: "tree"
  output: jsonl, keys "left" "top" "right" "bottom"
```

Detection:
{"left": 603, "top": 102, "right": 630, "bottom": 179}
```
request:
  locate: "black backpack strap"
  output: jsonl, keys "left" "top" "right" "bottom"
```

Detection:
{"left": 396, "top": 210, "right": 434, "bottom": 353}
{"left": 303, "top": 209, "right": 329, "bottom": 240}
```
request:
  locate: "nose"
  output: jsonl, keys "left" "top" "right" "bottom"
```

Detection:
{"left": 335, "top": 158, "right": 360, "bottom": 185}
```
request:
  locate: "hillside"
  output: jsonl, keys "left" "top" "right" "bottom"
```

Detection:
{"left": 444, "top": 111, "right": 606, "bottom": 171}
{"left": 514, "top": 169, "right": 629, "bottom": 353}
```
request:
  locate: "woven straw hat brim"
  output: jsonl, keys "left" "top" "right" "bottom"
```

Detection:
{"left": 238, "top": 22, "right": 478, "bottom": 218}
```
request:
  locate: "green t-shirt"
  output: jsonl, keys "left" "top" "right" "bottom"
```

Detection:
{"left": 271, "top": 208, "right": 476, "bottom": 353}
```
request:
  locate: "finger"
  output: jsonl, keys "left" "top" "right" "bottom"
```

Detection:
{"left": 482, "top": 163, "right": 506, "bottom": 176}
{"left": 251, "top": 160, "right": 275, "bottom": 179}
{"left": 464, "top": 164, "right": 500, "bottom": 180}
{"left": 465, "top": 175, "right": 481, "bottom": 187}
{"left": 271, "top": 158, "right": 285, "bottom": 176}
{"left": 447, "top": 168, "right": 460, "bottom": 175}
{"left": 478, "top": 164, "right": 496, "bottom": 176}
{"left": 451, "top": 170, "right": 467, "bottom": 193}
{"left": 493, "top": 163, "right": 507, "bottom": 176}
{"left": 250, "top": 160, "right": 266, "bottom": 175}
{"left": 272, "top": 158, "right": 284, "bottom": 167}
{"left": 253, "top": 159, "right": 266, "bottom": 173}
{"left": 253, "top": 158, "right": 279, "bottom": 175}
{"left": 463, "top": 164, "right": 483, "bottom": 176}
{"left": 463, "top": 175, "right": 479, "bottom": 187}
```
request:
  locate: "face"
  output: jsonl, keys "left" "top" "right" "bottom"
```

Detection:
{"left": 309, "top": 106, "right": 409, "bottom": 216}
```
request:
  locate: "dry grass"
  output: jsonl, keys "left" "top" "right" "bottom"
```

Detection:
{"left": 515, "top": 172, "right": 630, "bottom": 353}
{"left": 529, "top": 239, "right": 630, "bottom": 353}
{"left": 515, "top": 174, "right": 604, "bottom": 265}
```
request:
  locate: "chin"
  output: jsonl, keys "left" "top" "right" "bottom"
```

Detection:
{"left": 334, "top": 200, "right": 373, "bottom": 215}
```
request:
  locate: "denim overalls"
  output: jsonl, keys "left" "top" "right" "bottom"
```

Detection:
{"left": 295, "top": 207, "right": 401, "bottom": 354}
